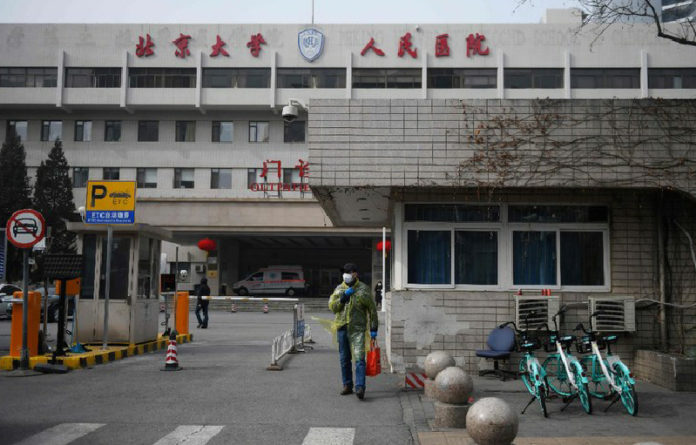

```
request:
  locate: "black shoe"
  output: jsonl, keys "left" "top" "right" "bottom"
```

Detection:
{"left": 340, "top": 385, "right": 353, "bottom": 395}
{"left": 197, "top": 324, "right": 201, "bottom": 328}
{"left": 356, "top": 387, "right": 365, "bottom": 400}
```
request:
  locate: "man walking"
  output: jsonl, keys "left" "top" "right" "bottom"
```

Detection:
{"left": 195, "top": 277, "right": 210, "bottom": 329}
{"left": 329, "top": 263, "right": 378, "bottom": 400}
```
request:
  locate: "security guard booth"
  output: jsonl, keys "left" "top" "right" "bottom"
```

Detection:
{"left": 66, "top": 222, "right": 172, "bottom": 345}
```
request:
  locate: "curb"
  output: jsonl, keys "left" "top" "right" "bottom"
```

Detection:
{"left": 0, "top": 333, "right": 193, "bottom": 371}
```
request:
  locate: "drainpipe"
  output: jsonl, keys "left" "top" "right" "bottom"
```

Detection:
{"left": 657, "top": 193, "right": 667, "bottom": 351}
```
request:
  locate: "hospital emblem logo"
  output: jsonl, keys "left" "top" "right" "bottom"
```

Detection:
{"left": 298, "top": 28, "right": 324, "bottom": 62}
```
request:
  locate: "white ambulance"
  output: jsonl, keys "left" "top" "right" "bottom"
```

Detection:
{"left": 232, "top": 265, "right": 307, "bottom": 296}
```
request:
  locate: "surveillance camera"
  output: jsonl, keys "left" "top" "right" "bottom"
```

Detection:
{"left": 179, "top": 269, "right": 188, "bottom": 280}
{"left": 78, "top": 206, "right": 86, "bottom": 223}
{"left": 282, "top": 104, "right": 298, "bottom": 122}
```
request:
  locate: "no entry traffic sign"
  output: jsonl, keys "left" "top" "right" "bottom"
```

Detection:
{"left": 5, "top": 209, "right": 46, "bottom": 249}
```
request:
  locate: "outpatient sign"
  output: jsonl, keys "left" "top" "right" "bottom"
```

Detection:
{"left": 85, "top": 181, "right": 136, "bottom": 224}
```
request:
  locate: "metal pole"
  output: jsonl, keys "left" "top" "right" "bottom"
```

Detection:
{"left": 42, "top": 278, "right": 49, "bottom": 340}
{"left": 311, "top": 0, "right": 314, "bottom": 24}
{"left": 20, "top": 249, "right": 29, "bottom": 369}
{"left": 102, "top": 224, "right": 112, "bottom": 350}
{"left": 382, "top": 227, "right": 386, "bottom": 312}
{"left": 174, "top": 246, "right": 178, "bottom": 332}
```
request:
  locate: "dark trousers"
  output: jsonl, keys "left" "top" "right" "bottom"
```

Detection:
{"left": 195, "top": 302, "right": 209, "bottom": 328}
{"left": 337, "top": 327, "right": 366, "bottom": 390}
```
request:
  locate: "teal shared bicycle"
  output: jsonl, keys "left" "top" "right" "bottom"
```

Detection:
{"left": 500, "top": 312, "right": 550, "bottom": 418}
{"left": 576, "top": 311, "right": 638, "bottom": 416}
{"left": 541, "top": 305, "right": 592, "bottom": 414}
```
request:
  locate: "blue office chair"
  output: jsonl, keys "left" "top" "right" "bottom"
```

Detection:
{"left": 476, "top": 326, "right": 517, "bottom": 381}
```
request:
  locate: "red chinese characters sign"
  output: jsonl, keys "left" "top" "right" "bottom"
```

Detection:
{"left": 247, "top": 33, "right": 267, "bottom": 57}
{"left": 173, "top": 33, "right": 192, "bottom": 58}
{"left": 135, "top": 34, "right": 155, "bottom": 57}
{"left": 210, "top": 35, "right": 229, "bottom": 57}
{"left": 250, "top": 159, "right": 310, "bottom": 192}
{"left": 359, "top": 32, "right": 490, "bottom": 58}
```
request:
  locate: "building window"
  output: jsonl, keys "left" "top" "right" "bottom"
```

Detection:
{"left": 407, "top": 230, "right": 452, "bottom": 285}
{"left": 65, "top": 68, "right": 121, "bottom": 88}
{"left": 175, "top": 121, "right": 196, "bottom": 142}
{"left": 128, "top": 68, "right": 196, "bottom": 88}
{"left": 211, "top": 168, "right": 232, "bottom": 189}
{"left": 0, "top": 67, "right": 57, "bottom": 87}
{"left": 74, "top": 120, "right": 92, "bottom": 142}
{"left": 202, "top": 68, "right": 271, "bottom": 88}
{"left": 104, "top": 120, "right": 121, "bottom": 142}
{"left": 404, "top": 204, "right": 609, "bottom": 289}
{"left": 283, "top": 168, "right": 301, "bottom": 185}
{"left": 277, "top": 68, "right": 346, "bottom": 88}
{"left": 352, "top": 68, "right": 422, "bottom": 88}
{"left": 284, "top": 121, "right": 305, "bottom": 143}
{"left": 504, "top": 68, "right": 563, "bottom": 89}
{"left": 73, "top": 167, "right": 89, "bottom": 188}
{"left": 137, "top": 168, "right": 157, "bottom": 188}
{"left": 138, "top": 120, "right": 159, "bottom": 142}
{"left": 427, "top": 68, "right": 497, "bottom": 88}
{"left": 103, "top": 167, "right": 120, "bottom": 180}
{"left": 6, "top": 120, "right": 28, "bottom": 142}
{"left": 41, "top": 120, "right": 62, "bottom": 141}
{"left": 648, "top": 68, "right": 696, "bottom": 89}
{"left": 174, "top": 168, "right": 194, "bottom": 188}
{"left": 247, "top": 168, "right": 265, "bottom": 189}
{"left": 212, "top": 121, "right": 234, "bottom": 142}
{"left": 249, "top": 121, "right": 269, "bottom": 142}
{"left": 571, "top": 68, "right": 640, "bottom": 89}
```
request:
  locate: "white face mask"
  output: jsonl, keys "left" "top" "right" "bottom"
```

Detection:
{"left": 343, "top": 273, "right": 355, "bottom": 284}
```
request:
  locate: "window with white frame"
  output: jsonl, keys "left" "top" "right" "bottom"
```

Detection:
{"left": 403, "top": 204, "right": 609, "bottom": 290}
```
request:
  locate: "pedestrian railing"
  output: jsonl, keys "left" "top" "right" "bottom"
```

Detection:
{"left": 267, "top": 303, "right": 310, "bottom": 370}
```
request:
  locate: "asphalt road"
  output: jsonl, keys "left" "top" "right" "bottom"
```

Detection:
{"left": 0, "top": 310, "right": 413, "bottom": 445}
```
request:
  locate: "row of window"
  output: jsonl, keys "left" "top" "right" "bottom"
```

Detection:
{"left": 71, "top": 167, "right": 304, "bottom": 190}
{"left": 2, "top": 67, "right": 695, "bottom": 89}
{"left": 404, "top": 204, "right": 609, "bottom": 289}
{"left": 6, "top": 119, "right": 305, "bottom": 143}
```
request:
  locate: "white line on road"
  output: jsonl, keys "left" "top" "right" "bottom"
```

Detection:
{"left": 152, "top": 425, "right": 224, "bottom": 445}
{"left": 301, "top": 427, "right": 355, "bottom": 445}
{"left": 13, "top": 423, "right": 105, "bottom": 445}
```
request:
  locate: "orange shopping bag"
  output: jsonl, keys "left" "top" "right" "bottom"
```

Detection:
{"left": 366, "top": 338, "right": 381, "bottom": 377}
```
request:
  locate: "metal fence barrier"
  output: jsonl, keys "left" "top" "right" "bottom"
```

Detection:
{"left": 267, "top": 303, "right": 311, "bottom": 370}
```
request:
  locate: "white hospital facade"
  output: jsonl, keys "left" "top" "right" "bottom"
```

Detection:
{"left": 2, "top": 9, "right": 695, "bottom": 373}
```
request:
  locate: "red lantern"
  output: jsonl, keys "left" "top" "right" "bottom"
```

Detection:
{"left": 377, "top": 240, "right": 392, "bottom": 252}
{"left": 197, "top": 237, "right": 217, "bottom": 252}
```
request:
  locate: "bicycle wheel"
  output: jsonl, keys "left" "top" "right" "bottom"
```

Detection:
{"left": 519, "top": 355, "right": 535, "bottom": 396}
{"left": 613, "top": 363, "right": 638, "bottom": 416}
{"left": 542, "top": 355, "right": 572, "bottom": 397}
{"left": 580, "top": 356, "right": 612, "bottom": 399}
{"left": 572, "top": 362, "right": 593, "bottom": 415}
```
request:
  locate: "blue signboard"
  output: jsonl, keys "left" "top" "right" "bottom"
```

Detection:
{"left": 85, "top": 210, "right": 135, "bottom": 224}
{"left": 0, "top": 231, "right": 6, "bottom": 281}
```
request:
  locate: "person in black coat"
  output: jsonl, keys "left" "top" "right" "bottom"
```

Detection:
{"left": 195, "top": 277, "right": 211, "bottom": 328}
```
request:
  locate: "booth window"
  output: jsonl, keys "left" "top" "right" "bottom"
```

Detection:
{"left": 80, "top": 234, "right": 97, "bottom": 299}
{"left": 99, "top": 237, "right": 131, "bottom": 300}
{"left": 407, "top": 230, "right": 451, "bottom": 285}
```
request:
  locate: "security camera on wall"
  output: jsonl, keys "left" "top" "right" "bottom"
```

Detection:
{"left": 282, "top": 98, "right": 307, "bottom": 123}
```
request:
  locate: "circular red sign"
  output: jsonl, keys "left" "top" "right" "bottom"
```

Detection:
{"left": 5, "top": 208, "right": 46, "bottom": 249}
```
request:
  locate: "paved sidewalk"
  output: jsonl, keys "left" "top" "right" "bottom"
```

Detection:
{"left": 403, "top": 375, "right": 696, "bottom": 445}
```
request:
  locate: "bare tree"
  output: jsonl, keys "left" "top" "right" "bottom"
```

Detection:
{"left": 520, "top": 0, "right": 696, "bottom": 46}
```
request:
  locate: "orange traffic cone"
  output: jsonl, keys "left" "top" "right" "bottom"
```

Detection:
{"left": 161, "top": 332, "right": 182, "bottom": 371}
{"left": 263, "top": 303, "right": 269, "bottom": 314}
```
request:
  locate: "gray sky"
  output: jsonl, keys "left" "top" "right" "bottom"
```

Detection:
{"left": 0, "top": 0, "right": 574, "bottom": 23}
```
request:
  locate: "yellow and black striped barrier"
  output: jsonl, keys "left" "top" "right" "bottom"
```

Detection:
{"left": 0, "top": 333, "right": 193, "bottom": 371}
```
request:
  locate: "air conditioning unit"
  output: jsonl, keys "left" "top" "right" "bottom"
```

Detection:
{"left": 194, "top": 264, "right": 206, "bottom": 273}
{"left": 589, "top": 296, "right": 636, "bottom": 332}
{"left": 514, "top": 295, "right": 560, "bottom": 331}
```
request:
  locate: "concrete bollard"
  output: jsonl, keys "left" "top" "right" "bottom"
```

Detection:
{"left": 432, "top": 366, "right": 474, "bottom": 428}
{"left": 424, "top": 351, "right": 456, "bottom": 399}
{"left": 466, "top": 397, "right": 518, "bottom": 445}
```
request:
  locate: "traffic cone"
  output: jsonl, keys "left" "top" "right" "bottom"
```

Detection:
{"left": 161, "top": 332, "right": 182, "bottom": 371}
{"left": 263, "top": 303, "right": 269, "bottom": 314}
{"left": 230, "top": 303, "right": 237, "bottom": 313}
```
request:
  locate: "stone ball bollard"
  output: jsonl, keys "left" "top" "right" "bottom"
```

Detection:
{"left": 466, "top": 397, "right": 518, "bottom": 445}
{"left": 432, "top": 366, "right": 474, "bottom": 428}
{"left": 424, "top": 351, "right": 456, "bottom": 399}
